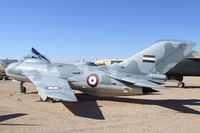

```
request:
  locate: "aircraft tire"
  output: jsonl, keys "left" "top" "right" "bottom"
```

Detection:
{"left": 20, "top": 86, "right": 26, "bottom": 93}
{"left": 178, "top": 82, "right": 185, "bottom": 88}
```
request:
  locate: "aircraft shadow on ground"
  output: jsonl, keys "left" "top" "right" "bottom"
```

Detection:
{"left": 184, "top": 86, "right": 200, "bottom": 89}
{"left": 166, "top": 86, "right": 200, "bottom": 89}
{"left": 62, "top": 96, "right": 104, "bottom": 120}
{"left": 62, "top": 93, "right": 200, "bottom": 120}
{"left": 0, "top": 113, "right": 27, "bottom": 123}
{"left": 0, "top": 113, "right": 41, "bottom": 126}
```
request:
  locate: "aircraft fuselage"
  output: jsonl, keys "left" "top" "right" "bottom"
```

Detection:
{"left": 6, "top": 59, "right": 146, "bottom": 96}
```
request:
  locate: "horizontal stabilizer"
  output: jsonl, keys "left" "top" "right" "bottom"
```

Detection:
{"left": 109, "top": 75, "right": 165, "bottom": 89}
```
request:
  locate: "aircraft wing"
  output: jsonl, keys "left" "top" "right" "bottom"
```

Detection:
{"left": 23, "top": 72, "right": 77, "bottom": 102}
{"left": 109, "top": 75, "right": 165, "bottom": 89}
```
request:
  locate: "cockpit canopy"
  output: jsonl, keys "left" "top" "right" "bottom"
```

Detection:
{"left": 23, "top": 58, "right": 50, "bottom": 64}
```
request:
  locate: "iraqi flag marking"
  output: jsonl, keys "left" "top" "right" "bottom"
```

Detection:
{"left": 143, "top": 55, "right": 156, "bottom": 63}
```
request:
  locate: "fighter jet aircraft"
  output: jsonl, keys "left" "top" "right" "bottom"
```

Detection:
{"left": 0, "top": 59, "right": 18, "bottom": 80}
{"left": 5, "top": 40, "right": 196, "bottom": 102}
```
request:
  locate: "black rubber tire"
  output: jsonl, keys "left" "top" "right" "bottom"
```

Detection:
{"left": 20, "top": 86, "right": 26, "bottom": 93}
{"left": 178, "top": 82, "right": 185, "bottom": 88}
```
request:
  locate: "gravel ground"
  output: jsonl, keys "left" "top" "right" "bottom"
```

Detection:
{"left": 0, "top": 77, "right": 200, "bottom": 133}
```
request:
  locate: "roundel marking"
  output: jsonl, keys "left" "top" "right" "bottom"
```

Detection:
{"left": 86, "top": 74, "right": 99, "bottom": 88}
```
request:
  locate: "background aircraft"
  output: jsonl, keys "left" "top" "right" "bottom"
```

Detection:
{"left": 5, "top": 40, "right": 195, "bottom": 102}
{"left": 166, "top": 52, "right": 200, "bottom": 88}
{"left": 0, "top": 59, "right": 18, "bottom": 80}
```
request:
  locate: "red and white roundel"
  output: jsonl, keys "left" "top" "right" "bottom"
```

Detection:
{"left": 86, "top": 74, "right": 99, "bottom": 88}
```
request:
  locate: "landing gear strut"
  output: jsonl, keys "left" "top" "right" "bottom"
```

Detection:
{"left": 178, "top": 81, "right": 185, "bottom": 88}
{"left": 2, "top": 76, "right": 6, "bottom": 81}
{"left": 20, "top": 82, "right": 26, "bottom": 93}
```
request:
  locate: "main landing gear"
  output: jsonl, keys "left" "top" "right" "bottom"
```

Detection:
{"left": 20, "top": 82, "right": 27, "bottom": 93}
{"left": 177, "top": 81, "right": 185, "bottom": 88}
{"left": 172, "top": 76, "right": 185, "bottom": 88}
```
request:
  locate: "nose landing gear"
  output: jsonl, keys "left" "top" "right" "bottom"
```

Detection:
{"left": 20, "top": 82, "right": 26, "bottom": 93}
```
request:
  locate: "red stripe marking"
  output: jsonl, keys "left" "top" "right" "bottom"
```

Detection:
{"left": 143, "top": 55, "right": 156, "bottom": 58}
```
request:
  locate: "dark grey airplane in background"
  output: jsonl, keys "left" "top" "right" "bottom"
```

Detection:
{"left": 166, "top": 52, "right": 200, "bottom": 88}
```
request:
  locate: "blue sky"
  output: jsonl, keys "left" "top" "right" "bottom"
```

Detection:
{"left": 0, "top": 0, "right": 200, "bottom": 62}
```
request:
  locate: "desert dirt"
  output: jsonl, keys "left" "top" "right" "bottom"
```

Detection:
{"left": 1, "top": 77, "right": 200, "bottom": 133}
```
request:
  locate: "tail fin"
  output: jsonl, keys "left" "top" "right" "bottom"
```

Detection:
{"left": 118, "top": 40, "right": 196, "bottom": 75}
